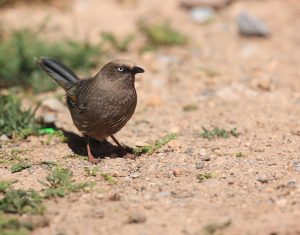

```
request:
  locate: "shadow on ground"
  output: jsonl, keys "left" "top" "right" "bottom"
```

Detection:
{"left": 63, "top": 131, "right": 134, "bottom": 159}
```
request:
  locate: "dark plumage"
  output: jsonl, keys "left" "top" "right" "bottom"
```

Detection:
{"left": 39, "top": 57, "right": 144, "bottom": 164}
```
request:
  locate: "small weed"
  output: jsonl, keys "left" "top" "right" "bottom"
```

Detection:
{"left": 38, "top": 161, "right": 57, "bottom": 167}
{"left": 197, "top": 172, "right": 216, "bottom": 182}
{"left": 42, "top": 167, "right": 94, "bottom": 198}
{"left": 182, "top": 104, "right": 198, "bottom": 112}
{"left": 197, "top": 127, "right": 239, "bottom": 140}
{"left": 0, "top": 29, "right": 102, "bottom": 93}
{"left": 101, "top": 173, "right": 116, "bottom": 184}
{"left": 40, "top": 129, "right": 67, "bottom": 145}
{"left": 202, "top": 220, "right": 231, "bottom": 235}
{"left": 0, "top": 180, "right": 16, "bottom": 193}
{"left": 101, "top": 32, "right": 135, "bottom": 52}
{"left": 0, "top": 189, "right": 44, "bottom": 215}
{"left": 84, "top": 166, "right": 100, "bottom": 177}
{"left": 133, "top": 133, "right": 177, "bottom": 156}
{"left": 138, "top": 20, "right": 187, "bottom": 50}
{"left": 0, "top": 216, "right": 33, "bottom": 235}
{"left": 11, "top": 163, "right": 32, "bottom": 173}
{"left": 0, "top": 94, "right": 38, "bottom": 139}
{"left": 236, "top": 152, "right": 246, "bottom": 158}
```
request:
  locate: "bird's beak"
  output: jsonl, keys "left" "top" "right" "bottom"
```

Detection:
{"left": 132, "top": 66, "right": 145, "bottom": 74}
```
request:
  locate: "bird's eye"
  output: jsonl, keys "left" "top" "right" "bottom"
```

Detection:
{"left": 117, "top": 67, "right": 124, "bottom": 72}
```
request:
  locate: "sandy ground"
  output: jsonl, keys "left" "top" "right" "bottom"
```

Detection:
{"left": 0, "top": 0, "right": 300, "bottom": 234}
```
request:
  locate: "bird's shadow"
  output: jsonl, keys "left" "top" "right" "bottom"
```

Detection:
{"left": 63, "top": 131, "right": 133, "bottom": 159}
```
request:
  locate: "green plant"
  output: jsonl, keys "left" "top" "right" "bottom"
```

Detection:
{"left": 101, "top": 32, "right": 135, "bottom": 52}
{"left": 42, "top": 167, "right": 94, "bottom": 198}
{"left": 0, "top": 189, "right": 44, "bottom": 215}
{"left": 236, "top": 152, "right": 246, "bottom": 158}
{"left": 101, "top": 173, "right": 116, "bottom": 184}
{"left": 0, "top": 29, "right": 101, "bottom": 93}
{"left": 0, "top": 94, "right": 38, "bottom": 139}
{"left": 39, "top": 129, "right": 67, "bottom": 145}
{"left": 0, "top": 216, "right": 33, "bottom": 235}
{"left": 11, "top": 163, "right": 32, "bottom": 173}
{"left": 197, "top": 172, "right": 216, "bottom": 182}
{"left": 198, "top": 127, "right": 239, "bottom": 140}
{"left": 84, "top": 166, "right": 100, "bottom": 177}
{"left": 133, "top": 133, "right": 177, "bottom": 155}
{"left": 138, "top": 20, "right": 187, "bottom": 50}
{"left": 0, "top": 180, "right": 16, "bottom": 193}
{"left": 182, "top": 104, "right": 198, "bottom": 112}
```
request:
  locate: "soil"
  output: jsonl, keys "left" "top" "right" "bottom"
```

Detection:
{"left": 1, "top": 0, "right": 300, "bottom": 235}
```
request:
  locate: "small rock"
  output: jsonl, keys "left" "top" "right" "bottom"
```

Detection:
{"left": 293, "top": 161, "right": 300, "bottom": 173}
{"left": 202, "top": 156, "right": 211, "bottom": 161}
{"left": 0, "top": 134, "right": 10, "bottom": 142}
{"left": 41, "top": 114, "right": 57, "bottom": 124}
{"left": 286, "top": 180, "right": 296, "bottom": 187}
{"left": 109, "top": 193, "right": 121, "bottom": 201}
{"left": 213, "top": 149, "right": 222, "bottom": 156}
{"left": 190, "top": 7, "right": 215, "bottom": 24}
{"left": 180, "top": 0, "right": 232, "bottom": 10}
{"left": 195, "top": 161, "right": 204, "bottom": 169}
{"left": 184, "top": 148, "right": 194, "bottom": 155}
{"left": 157, "top": 191, "right": 171, "bottom": 197}
{"left": 199, "top": 148, "right": 207, "bottom": 156}
{"left": 172, "top": 169, "right": 181, "bottom": 177}
{"left": 41, "top": 98, "right": 65, "bottom": 112}
{"left": 276, "top": 199, "right": 287, "bottom": 207}
{"left": 237, "top": 12, "right": 269, "bottom": 37}
{"left": 128, "top": 212, "right": 147, "bottom": 224}
{"left": 130, "top": 172, "right": 141, "bottom": 179}
{"left": 257, "top": 178, "right": 271, "bottom": 184}
{"left": 252, "top": 77, "right": 274, "bottom": 91}
{"left": 92, "top": 208, "right": 105, "bottom": 219}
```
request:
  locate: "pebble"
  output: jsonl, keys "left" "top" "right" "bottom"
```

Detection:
{"left": 128, "top": 212, "right": 147, "bottom": 224}
{"left": 41, "top": 98, "right": 65, "bottom": 112}
{"left": 276, "top": 199, "right": 287, "bottom": 207}
{"left": 190, "top": 7, "right": 215, "bottom": 24}
{"left": 41, "top": 114, "right": 57, "bottom": 124}
{"left": 130, "top": 172, "right": 141, "bottom": 179}
{"left": 184, "top": 148, "right": 194, "bottom": 155}
{"left": 293, "top": 161, "right": 300, "bottom": 173}
{"left": 157, "top": 191, "right": 171, "bottom": 197}
{"left": 199, "top": 148, "right": 207, "bottom": 156}
{"left": 237, "top": 12, "right": 269, "bottom": 37}
{"left": 109, "top": 193, "right": 121, "bottom": 201}
{"left": 195, "top": 161, "right": 204, "bottom": 169}
{"left": 257, "top": 177, "right": 271, "bottom": 184}
{"left": 202, "top": 156, "right": 211, "bottom": 161}
{"left": 92, "top": 208, "right": 105, "bottom": 219}
{"left": 286, "top": 180, "right": 296, "bottom": 187}
{"left": 0, "top": 134, "right": 10, "bottom": 142}
{"left": 180, "top": 0, "right": 232, "bottom": 10}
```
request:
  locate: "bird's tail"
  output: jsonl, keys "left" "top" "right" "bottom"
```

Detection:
{"left": 38, "top": 57, "right": 79, "bottom": 91}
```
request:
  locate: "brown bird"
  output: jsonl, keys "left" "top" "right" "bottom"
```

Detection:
{"left": 39, "top": 58, "right": 144, "bottom": 164}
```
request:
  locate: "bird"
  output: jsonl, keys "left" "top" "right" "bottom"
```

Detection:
{"left": 39, "top": 57, "right": 144, "bottom": 164}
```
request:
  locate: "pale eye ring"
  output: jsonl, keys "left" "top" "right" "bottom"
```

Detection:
{"left": 117, "top": 67, "right": 124, "bottom": 72}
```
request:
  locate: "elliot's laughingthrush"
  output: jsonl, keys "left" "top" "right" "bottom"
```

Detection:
{"left": 39, "top": 58, "right": 144, "bottom": 164}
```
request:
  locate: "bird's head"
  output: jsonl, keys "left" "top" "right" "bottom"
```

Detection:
{"left": 98, "top": 59, "right": 144, "bottom": 87}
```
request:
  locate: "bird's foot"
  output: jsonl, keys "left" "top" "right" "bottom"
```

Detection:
{"left": 88, "top": 154, "right": 99, "bottom": 164}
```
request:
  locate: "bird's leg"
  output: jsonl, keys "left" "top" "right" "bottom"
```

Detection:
{"left": 85, "top": 136, "right": 99, "bottom": 164}
{"left": 110, "top": 135, "right": 133, "bottom": 155}
{"left": 110, "top": 135, "right": 123, "bottom": 149}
